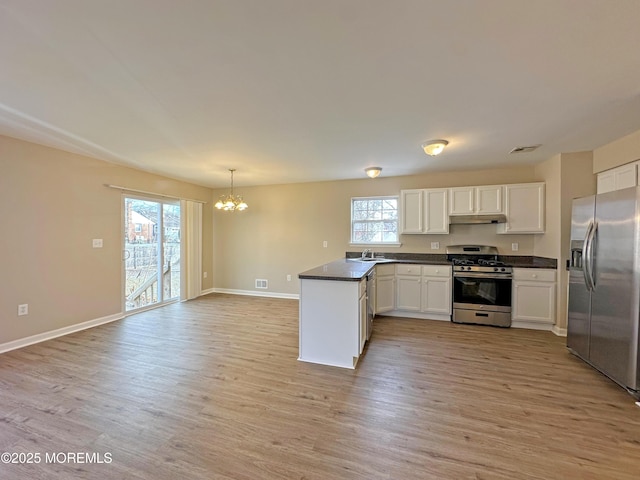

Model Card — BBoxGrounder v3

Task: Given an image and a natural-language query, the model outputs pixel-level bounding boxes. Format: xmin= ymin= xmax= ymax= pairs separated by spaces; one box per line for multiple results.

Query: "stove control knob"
xmin=501 ymin=267 xmax=506 ymax=272
xmin=467 ymin=266 xmax=472 ymax=271
xmin=493 ymin=267 xmax=499 ymax=272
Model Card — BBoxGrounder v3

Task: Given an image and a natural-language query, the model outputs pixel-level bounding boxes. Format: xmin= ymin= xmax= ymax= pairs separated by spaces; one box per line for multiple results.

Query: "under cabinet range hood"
xmin=449 ymin=214 xmax=507 ymax=225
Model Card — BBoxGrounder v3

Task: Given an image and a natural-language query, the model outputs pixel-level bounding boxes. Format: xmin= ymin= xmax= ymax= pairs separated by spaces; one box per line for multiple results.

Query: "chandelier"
xmin=214 ymin=169 xmax=248 ymax=211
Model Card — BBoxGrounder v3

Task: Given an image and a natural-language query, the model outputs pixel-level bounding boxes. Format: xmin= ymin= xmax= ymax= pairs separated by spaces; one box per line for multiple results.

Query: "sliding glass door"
xmin=124 ymin=196 xmax=181 ymax=312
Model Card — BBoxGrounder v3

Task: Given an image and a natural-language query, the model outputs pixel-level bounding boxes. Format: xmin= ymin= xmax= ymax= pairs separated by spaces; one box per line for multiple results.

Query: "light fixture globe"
xmin=365 ymin=167 xmax=382 ymax=178
xmin=421 ymin=139 xmax=449 ymax=156
xmin=215 ymin=169 xmax=248 ymax=212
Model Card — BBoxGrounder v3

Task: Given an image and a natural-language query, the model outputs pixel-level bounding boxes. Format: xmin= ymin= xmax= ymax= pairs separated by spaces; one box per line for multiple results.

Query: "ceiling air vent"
xmin=509 ymin=144 xmax=541 ymax=154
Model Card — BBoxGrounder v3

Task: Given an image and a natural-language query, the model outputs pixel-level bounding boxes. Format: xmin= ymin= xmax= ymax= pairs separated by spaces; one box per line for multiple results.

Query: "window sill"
xmin=349 ymin=243 xmax=402 ymax=248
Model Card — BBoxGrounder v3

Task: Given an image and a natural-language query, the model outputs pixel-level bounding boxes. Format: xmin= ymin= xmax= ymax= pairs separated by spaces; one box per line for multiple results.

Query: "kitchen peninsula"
xmin=298 ymin=258 xmax=373 ymax=369
xmin=298 ymin=252 xmax=557 ymax=369
xmin=298 ymin=253 xmax=452 ymax=369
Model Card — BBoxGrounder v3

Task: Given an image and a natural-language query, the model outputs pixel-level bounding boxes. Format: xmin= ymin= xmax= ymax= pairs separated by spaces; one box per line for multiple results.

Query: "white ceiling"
xmin=2 ymin=0 xmax=640 ymax=188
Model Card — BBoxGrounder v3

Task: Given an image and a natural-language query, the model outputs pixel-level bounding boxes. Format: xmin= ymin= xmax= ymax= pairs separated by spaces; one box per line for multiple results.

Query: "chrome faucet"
xmin=361 ymin=248 xmax=372 ymax=259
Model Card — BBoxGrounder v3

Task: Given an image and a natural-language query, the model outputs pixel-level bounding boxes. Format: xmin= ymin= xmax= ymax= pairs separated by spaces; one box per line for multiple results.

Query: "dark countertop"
xmin=299 ymin=252 xmax=558 ymax=282
xmin=499 ymin=255 xmax=557 ymax=269
xmin=298 ymin=258 xmax=375 ymax=282
xmin=345 ymin=252 xmax=557 ymax=269
xmin=345 ymin=252 xmax=451 ymax=264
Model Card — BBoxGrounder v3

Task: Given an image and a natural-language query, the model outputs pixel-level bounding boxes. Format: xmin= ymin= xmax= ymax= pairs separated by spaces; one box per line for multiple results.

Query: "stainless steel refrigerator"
xmin=567 ymin=187 xmax=640 ymax=396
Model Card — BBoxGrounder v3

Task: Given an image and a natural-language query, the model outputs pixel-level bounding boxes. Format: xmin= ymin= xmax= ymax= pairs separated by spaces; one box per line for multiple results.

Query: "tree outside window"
xmin=351 ymin=196 xmax=398 ymax=244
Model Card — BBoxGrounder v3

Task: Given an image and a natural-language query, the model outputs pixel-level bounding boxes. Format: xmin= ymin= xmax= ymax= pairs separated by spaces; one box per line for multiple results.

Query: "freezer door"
xmin=590 ymin=187 xmax=640 ymax=390
xmin=567 ymin=195 xmax=595 ymax=360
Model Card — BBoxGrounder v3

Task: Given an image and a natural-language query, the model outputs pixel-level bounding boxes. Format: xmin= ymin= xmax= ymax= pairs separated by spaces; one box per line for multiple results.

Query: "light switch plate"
xmin=431 ymin=242 xmax=440 ymax=250
xmin=92 ymin=239 xmax=103 ymax=248
xmin=18 ymin=304 xmax=28 ymax=316
xmin=511 ymin=243 xmax=519 ymax=251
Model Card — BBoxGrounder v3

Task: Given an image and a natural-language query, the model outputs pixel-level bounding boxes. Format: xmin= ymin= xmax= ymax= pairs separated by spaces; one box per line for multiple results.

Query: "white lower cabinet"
xmin=512 ymin=268 xmax=556 ymax=327
xmin=299 ymin=278 xmax=364 ymax=369
xmin=359 ymin=284 xmax=367 ymax=354
xmin=375 ymin=264 xmax=395 ymax=313
xmin=421 ymin=275 xmax=451 ymax=315
xmin=395 ymin=264 xmax=423 ymax=311
xmin=394 ymin=264 xmax=452 ymax=318
xmin=395 ymin=275 xmax=422 ymax=311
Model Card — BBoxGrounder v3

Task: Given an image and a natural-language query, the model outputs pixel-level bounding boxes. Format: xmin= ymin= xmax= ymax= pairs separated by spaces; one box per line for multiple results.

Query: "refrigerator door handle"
xmin=589 ymin=221 xmax=598 ymax=289
xmin=584 ymin=222 xmax=598 ymax=292
xmin=582 ymin=221 xmax=593 ymax=291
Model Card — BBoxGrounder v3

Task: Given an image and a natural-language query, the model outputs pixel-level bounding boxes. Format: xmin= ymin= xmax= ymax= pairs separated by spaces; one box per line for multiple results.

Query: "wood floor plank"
xmin=1 ymin=293 xmax=639 ymax=479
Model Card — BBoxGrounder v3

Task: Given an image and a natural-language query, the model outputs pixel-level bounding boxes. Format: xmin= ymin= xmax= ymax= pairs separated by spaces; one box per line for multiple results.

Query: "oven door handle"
xmin=453 ymin=272 xmax=512 ymax=279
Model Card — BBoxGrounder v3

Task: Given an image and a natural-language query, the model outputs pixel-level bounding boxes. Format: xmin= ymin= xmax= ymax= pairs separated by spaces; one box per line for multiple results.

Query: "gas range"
xmin=447 ymin=245 xmax=512 ymax=276
xmin=446 ymin=245 xmax=513 ymax=328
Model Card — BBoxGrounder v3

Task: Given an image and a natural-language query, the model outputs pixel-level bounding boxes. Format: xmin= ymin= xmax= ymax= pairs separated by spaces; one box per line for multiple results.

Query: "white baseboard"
xmin=0 ymin=312 xmax=124 ymax=354
xmin=210 ymin=288 xmax=299 ymax=300
xmin=378 ymin=310 xmax=450 ymax=322
xmin=552 ymin=325 xmax=567 ymax=337
xmin=511 ymin=320 xmax=554 ymax=332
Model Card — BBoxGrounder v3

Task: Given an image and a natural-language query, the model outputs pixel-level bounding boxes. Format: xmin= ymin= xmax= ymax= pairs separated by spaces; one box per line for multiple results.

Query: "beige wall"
xmin=534 ymin=151 xmax=596 ymax=330
xmin=1 ymin=130 xmax=602 ymax=347
xmin=0 ymin=135 xmax=214 ymax=345
xmin=593 ymin=128 xmax=640 ymax=173
xmin=212 ymin=165 xmax=538 ymax=296
xmin=533 ymin=154 xmax=562 ymax=259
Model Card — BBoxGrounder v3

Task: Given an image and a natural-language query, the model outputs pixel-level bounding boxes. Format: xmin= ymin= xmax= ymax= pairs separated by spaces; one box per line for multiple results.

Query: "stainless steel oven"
xmin=447 ymin=245 xmax=513 ymax=327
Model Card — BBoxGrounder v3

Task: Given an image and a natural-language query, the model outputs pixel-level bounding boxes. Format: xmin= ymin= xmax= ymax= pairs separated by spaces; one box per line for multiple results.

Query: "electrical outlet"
xmin=18 ymin=304 xmax=28 ymax=316
xmin=92 ymin=238 xmax=103 ymax=248
xmin=287 ymin=274 xmax=292 ymax=282
xmin=431 ymin=242 xmax=440 ymax=250
xmin=323 ymin=240 xmax=328 ymax=248
xmin=203 ymin=272 xmax=208 ymax=279
xmin=511 ymin=243 xmax=519 ymax=251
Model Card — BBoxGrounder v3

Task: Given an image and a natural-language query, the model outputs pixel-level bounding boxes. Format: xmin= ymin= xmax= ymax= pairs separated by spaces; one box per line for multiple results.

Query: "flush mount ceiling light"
xmin=214 ymin=169 xmax=248 ymax=211
xmin=421 ymin=139 xmax=449 ymax=156
xmin=365 ymin=167 xmax=382 ymax=178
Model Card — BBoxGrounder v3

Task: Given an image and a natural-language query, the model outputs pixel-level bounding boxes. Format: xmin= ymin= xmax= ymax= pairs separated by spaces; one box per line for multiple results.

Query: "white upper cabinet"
xmin=400 ymin=188 xmax=449 ymax=235
xmin=497 ymin=183 xmax=545 ymax=234
xmin=400 ymin=189 xmax=424 ymax=233
xmin=596 ymin=163 xmax=638 ymax=194
xmin=449 ymin=187 xmax=475 ymax=215
xmin=402 ymin=182 xmax=543 ymax=235
xmin=475 ymin=185 xmax=503 ymax=214
xmin=449 ymin=185 xmax=503 ymax=215
xmin=424 ymin=188 xmax=449 ymax=234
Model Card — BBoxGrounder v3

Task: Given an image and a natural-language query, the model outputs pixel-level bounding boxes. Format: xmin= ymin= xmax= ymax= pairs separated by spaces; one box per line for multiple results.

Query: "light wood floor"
xmin=1 ymin=294 xmax=639 ymax=479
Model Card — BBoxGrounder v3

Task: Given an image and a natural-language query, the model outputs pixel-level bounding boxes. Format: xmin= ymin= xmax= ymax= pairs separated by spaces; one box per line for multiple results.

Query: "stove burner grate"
xmin=478 ymin=259 xmax=507 ymax=267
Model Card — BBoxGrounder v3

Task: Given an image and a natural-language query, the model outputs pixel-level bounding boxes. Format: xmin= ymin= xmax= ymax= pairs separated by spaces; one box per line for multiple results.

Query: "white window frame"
xmin=350 ymin=195 xmax=401 ymax=246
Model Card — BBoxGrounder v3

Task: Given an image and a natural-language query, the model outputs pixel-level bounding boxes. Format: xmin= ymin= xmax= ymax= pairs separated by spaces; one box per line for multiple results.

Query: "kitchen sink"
xmin=353 ymin=257 xmax=394 ymax=263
